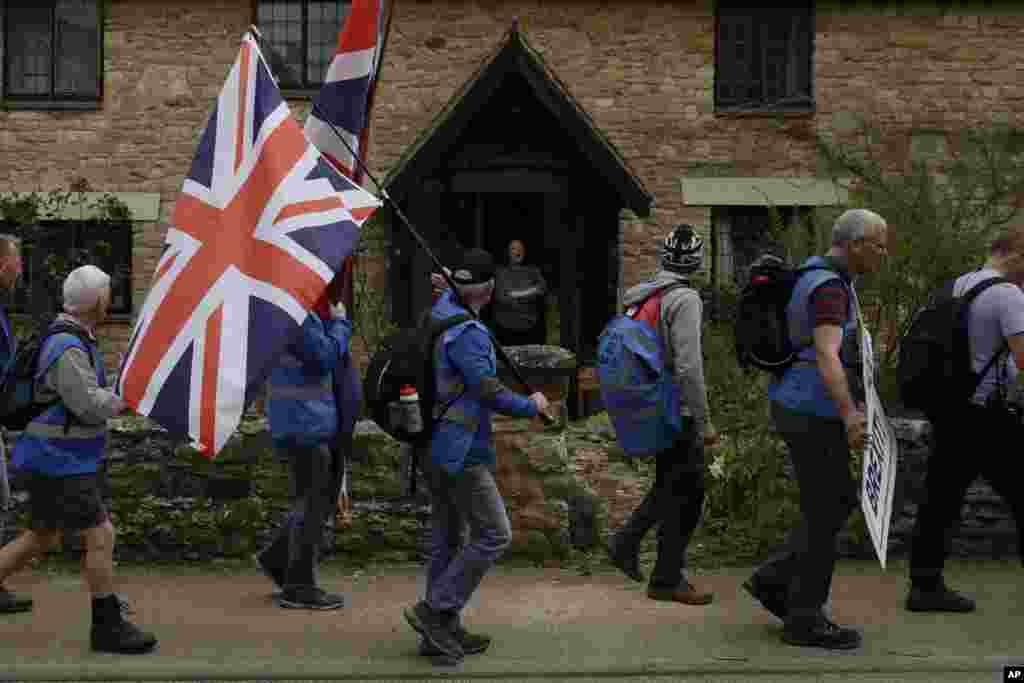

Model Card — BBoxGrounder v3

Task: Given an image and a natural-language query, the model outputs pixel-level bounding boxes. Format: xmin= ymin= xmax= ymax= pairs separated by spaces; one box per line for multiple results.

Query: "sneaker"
xmin=0 ymin=586 xmax=33 ymax=614
xmin=742 ymin=577 xmax=788 ymax=621
xmin=277 ymin=586 xmax=345 ymax=610
xmin=254 ymin=554 xmax=285 ymax=594
xmin=403 ymin=601 xmax=464 ymax=661
xmin=419 ymin=622 xmax=492 ymax=656
xmin=647 ymin=581 xmax=714 ymax=605
xmin=606 ymin=537 xmax=645 ymax=583
xmin=906 ymin=583 xmax=976 ymax=613
xmin=782 ymin=617 xmax=861 ymax=650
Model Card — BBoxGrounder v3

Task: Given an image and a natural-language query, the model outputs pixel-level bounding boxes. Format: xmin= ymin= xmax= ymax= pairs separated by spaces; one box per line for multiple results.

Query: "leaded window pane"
xmin=255 ymin=0 xmax=349 ymax=90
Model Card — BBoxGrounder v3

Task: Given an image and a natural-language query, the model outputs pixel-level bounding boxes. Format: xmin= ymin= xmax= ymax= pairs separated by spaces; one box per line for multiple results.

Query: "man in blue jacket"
xmin=403 ymin=248 xmax=549 ymax=662
xmin=0 ymin=234 xmax=24 ymax=614
xmin=256 ymin=287 xmax=352 ymax=610
xmin=0 ymin=265 xmax=156 ymax=654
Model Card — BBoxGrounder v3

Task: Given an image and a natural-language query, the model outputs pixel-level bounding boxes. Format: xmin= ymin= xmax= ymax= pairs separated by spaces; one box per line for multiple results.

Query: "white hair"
xmin=832 ymin=209 xmax=886 ymax=245
xmin=63 ymin=265 xmax=111 ymax=315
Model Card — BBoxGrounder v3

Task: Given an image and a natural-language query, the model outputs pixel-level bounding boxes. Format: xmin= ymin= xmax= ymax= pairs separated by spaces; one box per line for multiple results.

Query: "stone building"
xmin=2 ymin=0 xmax=1023 ymax=372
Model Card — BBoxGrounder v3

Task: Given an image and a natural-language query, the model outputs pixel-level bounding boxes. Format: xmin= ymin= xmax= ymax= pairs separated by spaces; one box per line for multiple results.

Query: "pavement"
xmin=0 ymin=558 xmax=1021 ymax=682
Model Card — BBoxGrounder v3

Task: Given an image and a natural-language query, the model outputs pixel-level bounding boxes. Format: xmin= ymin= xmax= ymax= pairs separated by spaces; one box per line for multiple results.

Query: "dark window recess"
xmin=726 ymin=206 xmax=796 ymax=286
xmin=715 ymin=3 xmax=813 ymax=113
xmin=255 ymin=0 xmax=350 ymax=91
xmin=2 ymin=0 xmax=102 ymax=103
xmin=2 ymin=221 xmax=133 ymax=316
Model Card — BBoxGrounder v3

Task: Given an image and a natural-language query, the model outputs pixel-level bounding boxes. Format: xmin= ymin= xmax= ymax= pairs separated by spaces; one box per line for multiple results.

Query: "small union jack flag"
xmin=305 ymin=0 xmax=389 ymax=183
xmin=117 ymin=32 xmax=380 ymax=457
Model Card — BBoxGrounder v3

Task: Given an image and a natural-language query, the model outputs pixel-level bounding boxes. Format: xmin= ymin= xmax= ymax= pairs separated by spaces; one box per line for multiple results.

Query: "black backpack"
xmin=0 ymin=321 xmax=93 ymax=432
xmin=735 ymin=254 xmax=832 ymax=376
xmin=363 ymin=311 xmax=472 ymax=447
xmin=898 ymin=276 xmax=1009 ymax=412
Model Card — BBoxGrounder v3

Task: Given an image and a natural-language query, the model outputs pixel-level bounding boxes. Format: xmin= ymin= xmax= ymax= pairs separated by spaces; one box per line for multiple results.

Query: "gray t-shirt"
xmin=954 ymin=268 xmax=1024 ymax=404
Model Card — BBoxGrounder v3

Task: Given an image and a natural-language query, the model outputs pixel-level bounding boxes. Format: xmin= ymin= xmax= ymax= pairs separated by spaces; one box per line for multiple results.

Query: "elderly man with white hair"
xmin=743 ymin=209 xmax=889 ymax=651
xmin=0 ymin=265 xmax=157 ymax=654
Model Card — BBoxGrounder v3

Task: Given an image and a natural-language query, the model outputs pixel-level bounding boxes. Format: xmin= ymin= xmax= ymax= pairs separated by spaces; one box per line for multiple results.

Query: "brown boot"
xmin=647 ymin=581 xmax=714 ymax=605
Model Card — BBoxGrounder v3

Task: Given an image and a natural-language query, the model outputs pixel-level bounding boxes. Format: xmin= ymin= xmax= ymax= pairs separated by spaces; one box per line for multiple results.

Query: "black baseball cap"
xmin=451 ymin=248 xmax=495 ymax=285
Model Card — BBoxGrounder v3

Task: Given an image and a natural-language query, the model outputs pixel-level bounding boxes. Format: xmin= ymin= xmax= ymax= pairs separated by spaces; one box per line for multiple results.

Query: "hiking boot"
xmin=276 ymin=586 xmax=345 ymax=610
xmin=906 ymin=583 xmax=976 ymax=613
xmin=254 ymin=554 xmax=285 ymax=594
xmin=781 ymin=616 xmax=861 ymax=650
xmin=403 ymin=601 xmax=464 ymax=661
xmin=0 ymin=586 xmax=33 ymax=614
xmin=647 ymin=581 xmax=714 ymax=605
xmin=90 ymin=595 xmax=158 ymax=654
xmin=419 ymin=620 xmax=491 ymax=656
xmin=742 ymin=576 xmax=788 ymax=621
xmin=606 ymin=537 xmax=645 ymax=583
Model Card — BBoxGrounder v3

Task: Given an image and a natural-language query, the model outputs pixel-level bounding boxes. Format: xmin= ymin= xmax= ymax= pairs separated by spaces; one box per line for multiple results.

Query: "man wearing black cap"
xmin=404 ymin=248 xmax=549 ymax=663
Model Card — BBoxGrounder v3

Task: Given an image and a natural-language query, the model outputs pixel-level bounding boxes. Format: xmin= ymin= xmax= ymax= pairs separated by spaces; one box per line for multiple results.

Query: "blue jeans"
xmin=424 ymin=458 xmax=511 ymax=612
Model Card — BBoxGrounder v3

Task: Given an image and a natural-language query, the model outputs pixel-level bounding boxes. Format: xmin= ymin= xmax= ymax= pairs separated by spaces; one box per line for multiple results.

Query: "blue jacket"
xmin=11 ymin=328 xmax=108 ymax=476
xmin=429 ymin=291 xmax=537 ymax=475
xmin=0 ymin=305 xmax=15 ymax=384
xmin=768 ymin=255 xmax=859 ymax=418
xmin=266 ymin=313 xmax=352 ymax=447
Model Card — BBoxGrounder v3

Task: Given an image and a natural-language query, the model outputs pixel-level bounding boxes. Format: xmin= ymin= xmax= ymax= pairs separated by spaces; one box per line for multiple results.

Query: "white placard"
xmin=859 ymin=319 xmax=900 ymax=569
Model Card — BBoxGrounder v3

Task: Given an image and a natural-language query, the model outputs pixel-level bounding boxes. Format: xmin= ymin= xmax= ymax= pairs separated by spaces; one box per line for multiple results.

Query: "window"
xmin=715 ymin=2 xmax=813 ymax=113
xmin=2 ymin=221 xmax=133 ymax=316
xmin=714 ymin=206 xmax=806 ymax=287
xmin=255 ymin=0 xmax=350 ymax=93
xmin=1 ymin=0 xmax=102 ymax=107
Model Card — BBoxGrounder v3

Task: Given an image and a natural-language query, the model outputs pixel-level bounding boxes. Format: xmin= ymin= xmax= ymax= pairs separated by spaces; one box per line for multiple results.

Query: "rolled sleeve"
xmin=449 ymin=327 xmax=538 ymax=418
xmin=48 ymin=347 xmax=123 ymax=425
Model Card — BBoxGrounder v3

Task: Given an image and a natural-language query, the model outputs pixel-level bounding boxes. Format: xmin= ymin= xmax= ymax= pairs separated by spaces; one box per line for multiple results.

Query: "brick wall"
xmin=3 ymin=1 xmax=1024 ymax=360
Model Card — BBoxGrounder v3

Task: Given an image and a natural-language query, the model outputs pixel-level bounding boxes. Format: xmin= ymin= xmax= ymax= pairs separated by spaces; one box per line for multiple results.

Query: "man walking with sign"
xmin=743 ymin=209 xmax=889 ymax=650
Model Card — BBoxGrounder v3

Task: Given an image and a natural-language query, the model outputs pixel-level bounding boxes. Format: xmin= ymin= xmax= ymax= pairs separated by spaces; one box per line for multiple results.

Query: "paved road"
xmin=0 ymin=559 xmax=1020 ymax=681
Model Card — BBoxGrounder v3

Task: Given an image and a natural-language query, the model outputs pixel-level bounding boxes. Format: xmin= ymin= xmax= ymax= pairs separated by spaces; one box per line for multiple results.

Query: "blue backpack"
xmin=597 ymin=285 xmax=685 ymax=457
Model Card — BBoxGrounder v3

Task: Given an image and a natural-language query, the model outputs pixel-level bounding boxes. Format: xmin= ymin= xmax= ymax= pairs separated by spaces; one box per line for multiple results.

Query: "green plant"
xmin=814 ymin=121 xmax=1024 ymax=402
xmin=351 ymin=213 xmax=398 ymax=356
xmin=0 ymin=178 xmax=133 ymax=333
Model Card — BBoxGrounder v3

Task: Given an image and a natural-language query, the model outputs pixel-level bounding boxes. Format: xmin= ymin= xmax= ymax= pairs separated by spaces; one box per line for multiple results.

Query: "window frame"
xmin=1 ymin=0 xmax=105 ymax=110
xmin=2 ymin=219 xmax=134 ymax=317
xmin=252 ymin=0 xmax=350 ymax=98
xmin=713 ymin=2 xmax=815 ymax=116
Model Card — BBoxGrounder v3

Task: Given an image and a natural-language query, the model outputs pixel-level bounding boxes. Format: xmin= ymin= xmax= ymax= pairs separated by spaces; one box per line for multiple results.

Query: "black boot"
xmin=90 ymin=595 xmax=158 ymax=654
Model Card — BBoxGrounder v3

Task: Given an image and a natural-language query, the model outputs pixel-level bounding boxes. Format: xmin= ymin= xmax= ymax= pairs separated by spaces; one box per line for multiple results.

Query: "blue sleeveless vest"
xmin=769 ymin=256 xmax=859 ymax=417
xmin=12 ymin=332 xmax=108 ymax=476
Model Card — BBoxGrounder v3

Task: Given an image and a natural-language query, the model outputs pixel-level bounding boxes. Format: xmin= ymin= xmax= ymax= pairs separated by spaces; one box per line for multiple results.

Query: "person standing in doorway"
xmin=492 ymin=240 xmax=548 ymax=347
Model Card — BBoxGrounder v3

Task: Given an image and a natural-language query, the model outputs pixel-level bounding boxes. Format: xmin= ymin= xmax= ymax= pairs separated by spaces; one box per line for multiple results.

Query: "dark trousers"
xmin=751 ymin=403 xmax=858 ymax=622
xmin=613 ymin=428 xmax=705 ymax=589
xmin=258 ymin=443 xmax=342 ymax=588
xmin=910 ymin=403 xmax=1024 ymax=585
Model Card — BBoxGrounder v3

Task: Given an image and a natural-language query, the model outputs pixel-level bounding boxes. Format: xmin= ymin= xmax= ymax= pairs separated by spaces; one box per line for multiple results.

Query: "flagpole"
xmin=248 ymin=27 xmax=556 ymax=427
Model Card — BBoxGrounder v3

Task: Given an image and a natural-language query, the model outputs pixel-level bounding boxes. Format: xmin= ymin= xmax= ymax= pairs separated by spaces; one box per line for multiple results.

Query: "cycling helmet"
xmin=662 ymin=224 xmax=704 ymax=273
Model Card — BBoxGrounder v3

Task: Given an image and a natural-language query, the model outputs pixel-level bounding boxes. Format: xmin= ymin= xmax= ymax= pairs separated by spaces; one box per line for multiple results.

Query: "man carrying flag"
xmin=117 ymin=21 xmax=379 ymax=544
xmin=302 ymin=0 xmax=391 ymax=541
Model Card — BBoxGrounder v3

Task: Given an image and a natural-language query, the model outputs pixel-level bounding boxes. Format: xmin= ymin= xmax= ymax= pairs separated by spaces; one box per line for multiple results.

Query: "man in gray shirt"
xmin=908 ymin=226 xmax=1024 ymax=612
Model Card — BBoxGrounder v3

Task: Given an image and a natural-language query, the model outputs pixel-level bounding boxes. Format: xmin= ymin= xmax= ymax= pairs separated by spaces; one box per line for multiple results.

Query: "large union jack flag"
xmin=117 ymin=32 xmax=380 ymax=457
xmin=305 ymin=0 xmax=389 ymax=183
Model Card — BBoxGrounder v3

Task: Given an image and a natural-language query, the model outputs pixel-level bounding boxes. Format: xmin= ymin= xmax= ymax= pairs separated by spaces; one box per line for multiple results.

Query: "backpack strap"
xmin=422 ymin=313 xmax=474 ymax=424
xmin=959 ymin=276 xmax=1012 ymax=396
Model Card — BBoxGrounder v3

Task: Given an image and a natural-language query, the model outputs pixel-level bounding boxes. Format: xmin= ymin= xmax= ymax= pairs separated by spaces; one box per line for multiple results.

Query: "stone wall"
xmin=4 ymin=1 xmax=1024 ymax=365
